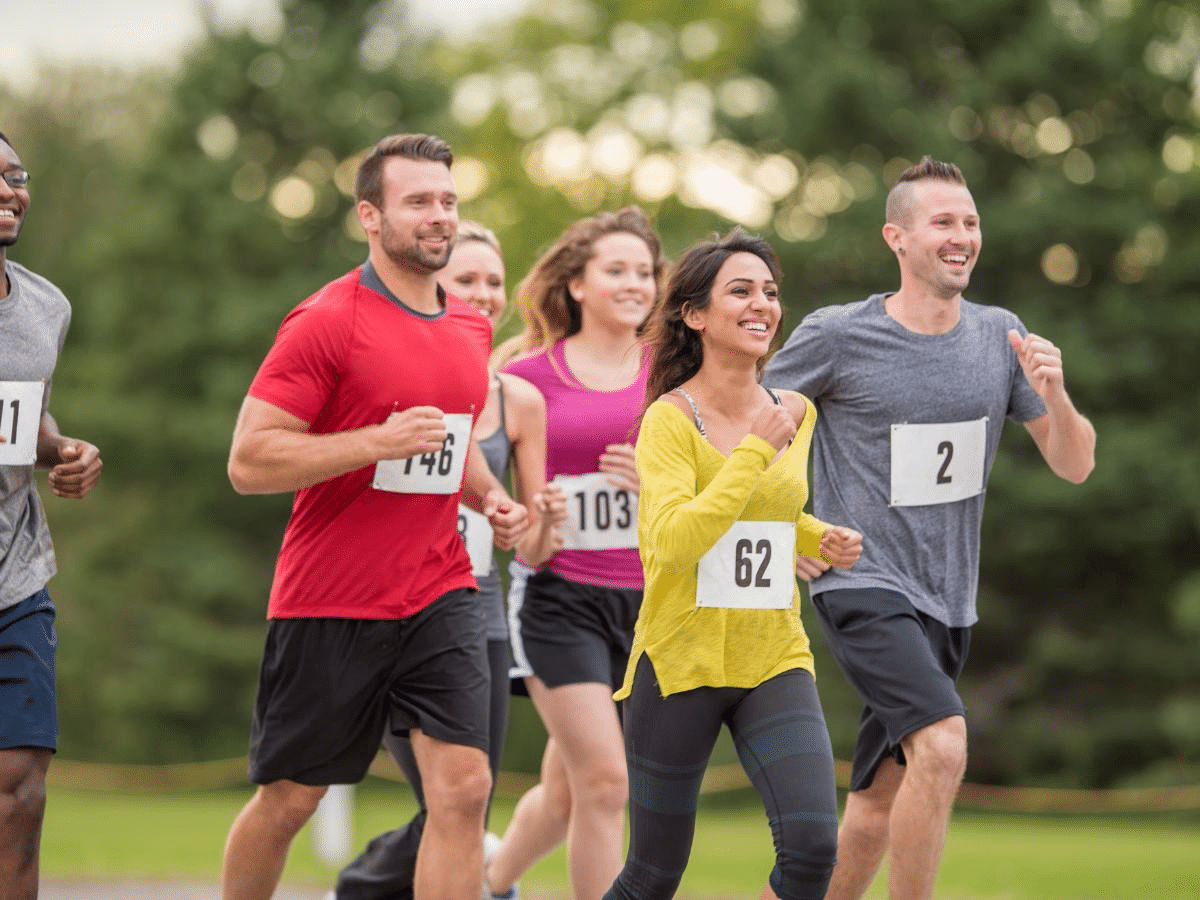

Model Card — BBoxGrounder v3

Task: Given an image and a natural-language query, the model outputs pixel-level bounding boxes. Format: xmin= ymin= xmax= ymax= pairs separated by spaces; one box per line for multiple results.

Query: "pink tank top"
xmin=503 ymin=340 xmax=650 ymax=589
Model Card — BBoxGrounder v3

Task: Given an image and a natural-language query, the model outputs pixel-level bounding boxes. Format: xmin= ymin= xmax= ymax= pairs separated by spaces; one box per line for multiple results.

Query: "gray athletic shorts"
xmin=812 ymin=587 xmax=970 ymax=792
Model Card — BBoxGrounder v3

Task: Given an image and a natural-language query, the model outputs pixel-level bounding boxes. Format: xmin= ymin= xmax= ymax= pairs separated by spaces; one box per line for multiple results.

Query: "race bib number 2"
xmin=556 ymin=472 xmax=638 ymax=551
xmin=696 ymin=521 xmax=796 ymax=610
xmin=890 ymin=417 xmax=987 ymax=507
xmin=0 ymin=381 xmax=45 ymax=466
xmin=373 ymin=412 xmax=473 ymax=495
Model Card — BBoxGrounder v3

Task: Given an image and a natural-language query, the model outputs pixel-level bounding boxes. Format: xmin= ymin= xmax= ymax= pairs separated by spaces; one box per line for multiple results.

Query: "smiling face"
xmin=685 ymin=251 xmax=781 ymax=360
xmin=0 ymin=139 xmax=29 ymax=251
xmin=358 ymin=156 xmax=458 ymax=274
xmin=887 ymin=179 xmax=981 ymax=300
xmin=440 ymin=238 xmax=506 ymax=325
xmin=569 ymin=231 xmax=657 ymax=336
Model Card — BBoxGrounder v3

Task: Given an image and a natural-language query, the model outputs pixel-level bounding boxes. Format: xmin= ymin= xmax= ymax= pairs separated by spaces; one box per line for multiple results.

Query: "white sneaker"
xmin=482 ymin=832 xmax=519 ymax=900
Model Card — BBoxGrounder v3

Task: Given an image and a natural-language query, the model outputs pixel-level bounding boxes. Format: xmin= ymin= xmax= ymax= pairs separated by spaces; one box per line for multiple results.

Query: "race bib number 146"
xmin=373 ymin=412 xmax=473 ymax=495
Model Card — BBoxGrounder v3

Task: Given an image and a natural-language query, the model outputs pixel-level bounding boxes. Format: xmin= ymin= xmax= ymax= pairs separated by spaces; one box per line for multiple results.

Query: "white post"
xmin=313 ymin=782 xmax=356 ymax=865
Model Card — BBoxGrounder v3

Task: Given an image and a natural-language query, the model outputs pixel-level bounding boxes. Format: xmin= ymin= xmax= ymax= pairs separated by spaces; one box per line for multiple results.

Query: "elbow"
xmin=228 ymin=454 xmax=268 ymax=495
xmin=1062 ymin=459 xmax=1094 ymax=485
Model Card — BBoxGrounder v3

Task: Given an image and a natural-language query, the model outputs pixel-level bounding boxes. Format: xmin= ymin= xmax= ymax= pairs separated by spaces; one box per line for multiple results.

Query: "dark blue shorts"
xmin=0 ymin=588 xmax=58 ymax=751
xmin=812 ymin=587 xmax=970 ymax=792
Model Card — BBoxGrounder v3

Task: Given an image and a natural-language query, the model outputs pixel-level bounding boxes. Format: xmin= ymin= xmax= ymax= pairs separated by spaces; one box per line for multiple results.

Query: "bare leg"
xmin=526 ymin=678 xmax=626 ymax=900
xmin=221 ymin=780 xmax=327 ymax=900
xmin=886 ymin=716 xmax=966 ymax=900
xmin=823 ymin=758 xmax=905 ymax=900
xmin=409 ymin=729 xmax=492 ymax=900
xmin=487 ymin=737 xmax=571 ymax=895
xmin=0 ymin=748 xmax=52 ymax=900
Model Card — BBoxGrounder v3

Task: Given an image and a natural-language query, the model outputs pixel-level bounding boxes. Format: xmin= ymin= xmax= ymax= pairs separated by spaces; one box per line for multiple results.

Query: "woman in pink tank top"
xmin=485 ymin=208 xmax=666 ymax=900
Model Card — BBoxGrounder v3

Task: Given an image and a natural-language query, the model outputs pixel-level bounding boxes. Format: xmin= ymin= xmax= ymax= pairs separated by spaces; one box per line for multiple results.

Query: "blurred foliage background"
xmin=3 ymin=0 xmax=1199 ymax=790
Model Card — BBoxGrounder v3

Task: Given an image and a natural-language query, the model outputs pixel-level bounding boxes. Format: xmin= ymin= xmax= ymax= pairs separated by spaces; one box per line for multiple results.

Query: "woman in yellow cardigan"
xmin=603 ymin=229 xmax=862 ymax=900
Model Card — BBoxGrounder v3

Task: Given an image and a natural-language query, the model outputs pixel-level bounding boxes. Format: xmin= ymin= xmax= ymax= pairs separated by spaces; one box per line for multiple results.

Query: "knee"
xmin=429 ymin=757 xmax=492 ymax=822
xmin=0 ymin=763 xmax=48 ymax=837
xmin=839 ymin=789 xmax=892 ymax=852
xmin=258 ymin=782 xmax=326 ymax=837
xmin=579 ymin=758 xmax=628 ymax=816
xmin=906 ymin=717 xmax=967 ymax=787
xmin=773 ymin=816 xmax=838 ymax=900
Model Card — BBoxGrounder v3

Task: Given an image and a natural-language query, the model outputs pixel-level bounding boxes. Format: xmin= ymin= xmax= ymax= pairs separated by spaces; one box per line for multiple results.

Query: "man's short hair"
xmin=354 ymin=133 xmax=453 ymax=208
xmin=885 ymin=156 xmax=967 ymax=228
xmin=0 ymin=130 xmax=13 ymax=152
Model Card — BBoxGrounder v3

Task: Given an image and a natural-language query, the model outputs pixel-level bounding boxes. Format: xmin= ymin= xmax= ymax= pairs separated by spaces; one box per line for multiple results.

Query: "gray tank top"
xmin=475 ymin=376 xmax=513 ymax=640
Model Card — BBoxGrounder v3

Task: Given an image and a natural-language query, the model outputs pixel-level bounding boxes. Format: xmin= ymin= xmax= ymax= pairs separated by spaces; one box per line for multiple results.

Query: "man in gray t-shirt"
xmin=765 ymin=157 xmax=1095 ymax=900
xmin=1 ymin=129 xmax=103 ymax=900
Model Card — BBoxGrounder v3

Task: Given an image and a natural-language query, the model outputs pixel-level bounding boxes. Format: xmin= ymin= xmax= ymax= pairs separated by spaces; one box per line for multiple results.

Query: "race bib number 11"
xmin=0 ymin=381 xmax=45 ymax=466
xmin=373 ymin=412 xmax=473 ymax=495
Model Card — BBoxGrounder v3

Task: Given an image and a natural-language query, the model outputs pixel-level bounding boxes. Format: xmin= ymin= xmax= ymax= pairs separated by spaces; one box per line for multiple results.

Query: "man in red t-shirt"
xmin=221 ymin=133 xmax=527 ymax=900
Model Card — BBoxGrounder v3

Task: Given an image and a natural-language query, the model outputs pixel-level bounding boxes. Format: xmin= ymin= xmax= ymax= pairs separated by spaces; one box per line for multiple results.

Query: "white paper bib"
xmin=890 ymin=417 xmax=987 ymax=507
xmin=0 ymin=381 xmax=45 ymax=466
xmin=458 ymin=504 xmax=494 ymax=576
xmin=555 ymin=472 xmax=639 ymax=551
xmin=696 ymin=521 xmax=796 ymax=610
xmin=373 ymin=412 xmax=473 ymax=495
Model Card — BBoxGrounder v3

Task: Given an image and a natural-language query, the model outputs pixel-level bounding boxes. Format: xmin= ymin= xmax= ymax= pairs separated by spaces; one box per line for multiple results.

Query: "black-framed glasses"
xmin=2 ymin=169 xmax=30 ymax=189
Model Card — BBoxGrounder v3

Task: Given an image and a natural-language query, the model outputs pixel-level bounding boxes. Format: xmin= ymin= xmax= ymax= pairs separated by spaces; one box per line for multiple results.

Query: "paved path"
xmin=42 ymin=882 xmax=328 ymax=899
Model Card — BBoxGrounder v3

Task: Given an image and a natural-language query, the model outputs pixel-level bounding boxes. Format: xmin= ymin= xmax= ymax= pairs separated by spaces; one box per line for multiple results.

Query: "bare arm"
xmin=504 ymin=375 xmax=565 ymax=567
xmin=227 ymin=395 xmax=448 ymax=495
xmin=1009 ymin=330 xmax=1096 ymax=484
xmin=36 ymin=412 xmax=102 ymax=499
xmin=461 ymin=436 xmax=529 ymax=550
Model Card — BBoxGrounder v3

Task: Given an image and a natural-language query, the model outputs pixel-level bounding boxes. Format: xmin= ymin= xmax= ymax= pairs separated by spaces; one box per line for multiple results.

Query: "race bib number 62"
xmin=696 ymin=521 xmax=796 ymax=610
xmin=0 ymin=381 xmax=45 ymax=466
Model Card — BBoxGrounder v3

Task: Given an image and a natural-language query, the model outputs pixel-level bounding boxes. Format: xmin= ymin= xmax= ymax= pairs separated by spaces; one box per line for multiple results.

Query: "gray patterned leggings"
xmin=603 ymin=655 xmax=839 ymax=900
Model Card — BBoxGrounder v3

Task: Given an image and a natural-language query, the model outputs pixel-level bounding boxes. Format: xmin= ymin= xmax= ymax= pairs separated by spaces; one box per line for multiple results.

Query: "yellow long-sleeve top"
xmin=616 ymin=396 xmax=831 ymax=700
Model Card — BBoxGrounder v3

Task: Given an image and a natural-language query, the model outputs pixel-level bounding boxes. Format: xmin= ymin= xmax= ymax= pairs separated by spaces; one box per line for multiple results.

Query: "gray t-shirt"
xmin=0 ymin=260 xmax=71 ymax=611
xmin=764 ymin=293 xmax=1045 ymax=627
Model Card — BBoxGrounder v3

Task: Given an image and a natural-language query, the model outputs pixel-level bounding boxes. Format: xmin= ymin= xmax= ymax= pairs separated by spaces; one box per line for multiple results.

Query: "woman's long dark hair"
xmin=641 ymin=227 xmax=782 ymax=414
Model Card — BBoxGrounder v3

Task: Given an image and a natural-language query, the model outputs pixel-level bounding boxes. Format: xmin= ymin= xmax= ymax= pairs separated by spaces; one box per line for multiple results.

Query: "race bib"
xmin=890 ymin=417 xmax=987 ymax=507
xmin=0 ymin=381 xmax=45 ymax=466
xmin=457 ymin=504 xmax=494 ymax=576
xmin=696 ymin=521 xmax=796 ymax=610
xmin=373 ymin=412 xmax=472 ymax=495
xmin=556 ymin=472 xmax=639 ymax=551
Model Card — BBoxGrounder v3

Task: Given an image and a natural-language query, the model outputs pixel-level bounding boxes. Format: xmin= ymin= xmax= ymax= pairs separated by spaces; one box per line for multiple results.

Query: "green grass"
xmin=42 ymin=780 xmax=1200 ymax=898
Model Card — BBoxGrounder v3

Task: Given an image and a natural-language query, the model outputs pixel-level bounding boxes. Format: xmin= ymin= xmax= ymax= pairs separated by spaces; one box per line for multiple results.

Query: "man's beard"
xmin=380 ymin=219 xmax=451 ymax=273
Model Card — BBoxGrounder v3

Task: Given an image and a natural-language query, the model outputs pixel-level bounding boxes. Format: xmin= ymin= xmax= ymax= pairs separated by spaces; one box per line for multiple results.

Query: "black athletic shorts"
xmin=812 ymin=587 xmax=970 ymax=792
xmin=248 ymin=587 xmax=489 ymax=785
xmin=509 ymin=567 xmax=641 ymax=690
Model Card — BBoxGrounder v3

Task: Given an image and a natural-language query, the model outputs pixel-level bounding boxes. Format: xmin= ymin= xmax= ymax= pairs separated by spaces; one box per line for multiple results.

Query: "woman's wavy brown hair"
xmin=641 ymin=227 xmax=783 ymax=414
xmin=493 ymin=206 xmax=666 ymax=366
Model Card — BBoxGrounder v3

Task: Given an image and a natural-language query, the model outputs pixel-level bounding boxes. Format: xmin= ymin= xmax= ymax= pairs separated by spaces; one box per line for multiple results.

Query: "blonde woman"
xmin=485 ymin=208 xmax=665 ymax=900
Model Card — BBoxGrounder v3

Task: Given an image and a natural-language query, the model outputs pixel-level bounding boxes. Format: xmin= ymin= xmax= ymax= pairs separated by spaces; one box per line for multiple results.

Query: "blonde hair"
xmin=496 ymin=207 xmax=665 ymax=364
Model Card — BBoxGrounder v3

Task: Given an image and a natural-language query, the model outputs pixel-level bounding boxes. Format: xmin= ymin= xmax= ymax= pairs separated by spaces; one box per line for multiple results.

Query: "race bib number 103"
xmin=555 ymin=472 xmax=639 ymax=551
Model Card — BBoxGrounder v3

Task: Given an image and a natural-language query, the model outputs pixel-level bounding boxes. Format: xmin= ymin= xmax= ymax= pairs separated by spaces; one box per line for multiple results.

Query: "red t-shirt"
xmin=248 ymin=263 xmax=491 ymax=619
